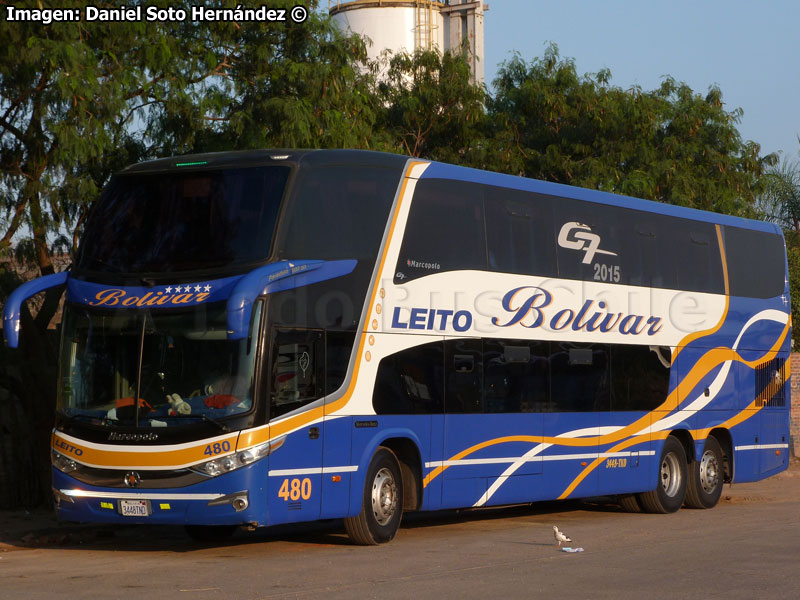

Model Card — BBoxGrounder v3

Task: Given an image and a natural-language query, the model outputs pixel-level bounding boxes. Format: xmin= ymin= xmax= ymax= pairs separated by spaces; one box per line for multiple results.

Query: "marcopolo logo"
xmin=108 ymin=431 xmax=160 ymax=442
xmin=557 ymin=222 xmax=618 ymax=265
xmin=406 ymin=258 xmax=441 ymax=271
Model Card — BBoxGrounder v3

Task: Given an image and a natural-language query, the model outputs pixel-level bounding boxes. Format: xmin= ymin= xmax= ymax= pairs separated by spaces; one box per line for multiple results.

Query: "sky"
xmin=482 ymin=0 xmax=799 ymax=162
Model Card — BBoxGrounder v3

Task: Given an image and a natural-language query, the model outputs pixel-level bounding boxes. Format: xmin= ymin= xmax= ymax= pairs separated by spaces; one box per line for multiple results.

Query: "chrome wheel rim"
xmin=660 ymin=452 xmax=682 ymax=497
xmin=699 ymin=449 xmax=720 ymax=494
xmin=371 ymin=467 xmax=397 ymax=526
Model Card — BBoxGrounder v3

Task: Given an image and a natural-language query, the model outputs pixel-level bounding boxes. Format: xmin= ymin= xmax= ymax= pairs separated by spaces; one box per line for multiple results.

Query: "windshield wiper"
xmin=171 ymin=413 xmax=230 ymax=432
xmin=59 ymin=413 xmax=107 ymax=426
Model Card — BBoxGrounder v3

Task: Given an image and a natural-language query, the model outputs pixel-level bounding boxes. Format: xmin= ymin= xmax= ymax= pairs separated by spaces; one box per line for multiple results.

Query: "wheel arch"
xmin=349 ymin=428 xmax=423 ymax=516
xmin=668 ymin=429 xmax=695 ymax=466
xmin=379 ymin=437 xmax=423 ymax=511
xmin=708 ymin=427 xmax=733 ymax=483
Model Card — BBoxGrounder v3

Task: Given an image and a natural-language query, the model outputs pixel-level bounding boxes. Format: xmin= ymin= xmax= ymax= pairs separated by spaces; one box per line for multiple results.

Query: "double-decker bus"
xmin=3 ymin=150 xmax=790 ymax=544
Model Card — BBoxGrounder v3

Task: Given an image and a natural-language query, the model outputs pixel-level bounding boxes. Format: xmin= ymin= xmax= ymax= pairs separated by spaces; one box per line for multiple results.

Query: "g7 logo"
xmin=557 ymin=222 xmax=618 ymax=265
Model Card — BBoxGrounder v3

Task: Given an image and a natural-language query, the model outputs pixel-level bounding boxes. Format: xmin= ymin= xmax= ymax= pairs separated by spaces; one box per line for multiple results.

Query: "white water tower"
xmin=328 ymin=0 xmax=486 ymax=85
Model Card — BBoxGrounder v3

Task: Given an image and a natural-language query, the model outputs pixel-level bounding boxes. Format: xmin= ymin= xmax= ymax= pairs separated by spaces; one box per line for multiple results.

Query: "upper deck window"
xmin=77 ymin=166 xmax=289 ymax=274
xmin=393 ymin=178 xmax=487 ymax=283
xmin=278 ymin=165 xmax=401 ymax=262
xmin=724 ymin=226 xmax=785 ymax=298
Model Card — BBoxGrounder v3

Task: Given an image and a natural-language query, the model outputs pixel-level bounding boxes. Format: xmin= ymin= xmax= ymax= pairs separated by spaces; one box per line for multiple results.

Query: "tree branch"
xmin=0 ymin=198 xmax=29 ymax=247
xmin=0 ymin=113 xmax=27 ymax=143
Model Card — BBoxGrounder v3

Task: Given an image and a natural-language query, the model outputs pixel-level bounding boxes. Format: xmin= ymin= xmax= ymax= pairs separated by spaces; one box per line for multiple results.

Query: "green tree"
xmin=488 ymin=45 xmax=776 ymax=215
xmin=759 ymin=155 xmax=800 ymax=236
xmin=758 ymin=150 xmax=800 ymax=348
xmin=193 ymin=5 xmax=382 ymax=152
xmin=0 ymin=0 xmax=243 ymax=266
xmin=376 ymin=47 xmax=488 ymax=164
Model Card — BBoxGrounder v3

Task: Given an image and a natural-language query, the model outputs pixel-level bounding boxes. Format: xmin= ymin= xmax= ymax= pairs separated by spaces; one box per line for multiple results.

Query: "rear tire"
xmin=618 ymin=494 xmax=643 ymax=513
xmin=344 ymin=447 xmax=403 ymax=545
xmin=685 ymin=436 xmax=724 ymax=509
xmin=639 ymin=436 xmax=687 ymax=514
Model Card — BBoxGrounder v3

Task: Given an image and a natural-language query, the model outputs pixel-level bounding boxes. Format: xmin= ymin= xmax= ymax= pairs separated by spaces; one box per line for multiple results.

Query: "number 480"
xmin=278 ymin=477 xmax=312 ymax=501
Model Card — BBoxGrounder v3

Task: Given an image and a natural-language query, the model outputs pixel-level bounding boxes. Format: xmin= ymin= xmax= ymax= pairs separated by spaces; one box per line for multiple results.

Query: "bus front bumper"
xmin=51 ymin=466 xmax=268 ymax=527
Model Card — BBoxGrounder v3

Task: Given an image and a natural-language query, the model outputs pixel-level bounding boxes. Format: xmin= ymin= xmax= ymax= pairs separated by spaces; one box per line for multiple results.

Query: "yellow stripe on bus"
xmin=51 ymin=431 xmax=240 ymax=470
xmin=423 ymin=319 xmax=789 ymax=488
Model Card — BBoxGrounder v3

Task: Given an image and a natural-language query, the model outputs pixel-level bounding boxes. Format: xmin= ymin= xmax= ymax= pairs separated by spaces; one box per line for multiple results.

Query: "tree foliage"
xmin=2 ymin=1 xmax=228 ymax=265
xmin=759 ymin=155 xmax=800 ymax=236
xmin=0 ymin=0 xmax=374 ymax=267
xmin=487 ymin=45 xmax=776 ymax=215
xmin=188 ymin=2 xmax=382 ymax=152
xmin=376 ymin=47 xmax=487 ymax=164
xmin=758 ymin=151 xmax=800 ymax=347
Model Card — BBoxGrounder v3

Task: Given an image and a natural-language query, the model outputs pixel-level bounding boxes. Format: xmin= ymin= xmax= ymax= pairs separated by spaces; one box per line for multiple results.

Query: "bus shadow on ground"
xmin=401 ymin=497 xmax=623 ymax=529
xmin=0 ymin=498 xmax=627 ymax=552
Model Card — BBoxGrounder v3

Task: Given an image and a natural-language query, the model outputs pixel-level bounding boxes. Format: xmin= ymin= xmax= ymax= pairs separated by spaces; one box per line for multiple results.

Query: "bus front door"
xmin=266 ymin=329 xmax=324 ymax=525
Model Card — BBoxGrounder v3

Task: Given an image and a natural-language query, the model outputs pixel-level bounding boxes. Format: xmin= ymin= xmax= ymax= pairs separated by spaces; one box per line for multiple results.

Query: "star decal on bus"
xmin=164 ymin=284 xmax=212 ymax=294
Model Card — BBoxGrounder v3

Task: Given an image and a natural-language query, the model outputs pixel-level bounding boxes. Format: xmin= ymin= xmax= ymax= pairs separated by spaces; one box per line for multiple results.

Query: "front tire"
xmin=639 ymin=436 xmax=688 ymax=513
xmin=685 ymin=436 xmax=724 ymax=509
xmin=344 ymin=447 xmax=403 ymax=545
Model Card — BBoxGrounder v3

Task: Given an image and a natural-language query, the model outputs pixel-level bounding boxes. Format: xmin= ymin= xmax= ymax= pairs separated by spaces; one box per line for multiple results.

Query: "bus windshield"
xmin=77 ymin=166 xmax=289 ymax=274
xmin=57 ymin=302 xmax=261 ymax=428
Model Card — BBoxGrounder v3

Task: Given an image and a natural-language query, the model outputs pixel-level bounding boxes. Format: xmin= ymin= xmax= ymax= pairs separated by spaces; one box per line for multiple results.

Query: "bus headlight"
xmin=190 ymin=437 xmax=285 ymax=478
xmin=52 ymin=450 xmax=78 ymax=474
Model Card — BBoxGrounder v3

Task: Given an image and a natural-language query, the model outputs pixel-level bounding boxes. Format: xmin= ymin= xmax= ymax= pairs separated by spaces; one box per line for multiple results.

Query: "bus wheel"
xmin=344 ymin=447 xmax=403 ymax=545
xmin=184 ymin=525 xmax=237 ymax=542
xmin=618 ymin=494 xmax=643 ymax=513
xmin=685 ymin=436 xmax=724 ymax=509
xmin=639 ymin=436 xmax=687 ymax=513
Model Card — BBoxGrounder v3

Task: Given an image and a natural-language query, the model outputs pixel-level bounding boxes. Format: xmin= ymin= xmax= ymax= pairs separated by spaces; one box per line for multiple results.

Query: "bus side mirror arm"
xmin=3 ymin=271 xmax=69 ymax=348
xmin=226 ymin=259 xmax=357 ymax=340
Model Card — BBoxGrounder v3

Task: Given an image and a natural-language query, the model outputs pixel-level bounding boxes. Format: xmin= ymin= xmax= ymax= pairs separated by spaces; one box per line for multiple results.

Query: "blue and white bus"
xmin=4 ymin=150 xmax=790 ymax=544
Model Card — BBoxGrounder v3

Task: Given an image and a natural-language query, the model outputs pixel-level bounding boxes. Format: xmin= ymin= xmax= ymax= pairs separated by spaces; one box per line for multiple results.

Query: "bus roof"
xmin=119 ymin=149 xmax=408 ymax=174
xmin=121 ymin=149 xmax=778 ymax=236
xmin=423 ymin=160 xmax=779 ymax=235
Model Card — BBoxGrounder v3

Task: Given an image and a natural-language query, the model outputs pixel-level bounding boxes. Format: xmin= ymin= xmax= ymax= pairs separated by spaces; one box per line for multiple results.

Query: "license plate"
xmin=119 ymin=499 xmax=150 ymax=517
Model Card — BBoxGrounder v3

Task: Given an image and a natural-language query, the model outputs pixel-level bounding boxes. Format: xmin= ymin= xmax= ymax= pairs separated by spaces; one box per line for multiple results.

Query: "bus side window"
xmin=724 ymin=226 xmax=785 ymax=298
xmin=281 ymin=166 xmax=400 ymax=262
xmin=445 ymin=339 xmax=483 ymax=413
xmin=270 ymin=329 xmax=324 ymax=419
xmin=326 ymin=330 xmax=356 ymax=395
xmin=548 ymin=343 xmax=610 ymax=412
xmin=485 ymin=190 xmax=556 ymax=277
xmin=484 ymin=339 xmax=548 ymax=413
xmin=609 ymin=345 xmax=670 ymax=411
xmin=630 ymin=226 xmax=657 ymax=288
xmin=372 ymin=342 xmax=444 ymax=414
xmin=673 ymin=230 xmax=721 ymax=293
xmin=394 ymin=179 xmax=487 ymax=283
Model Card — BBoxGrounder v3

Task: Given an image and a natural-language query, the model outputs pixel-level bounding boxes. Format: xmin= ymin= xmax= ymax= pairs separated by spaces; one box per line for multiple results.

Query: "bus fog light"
xmin=207 ymin=491 xmax=249 ymax=510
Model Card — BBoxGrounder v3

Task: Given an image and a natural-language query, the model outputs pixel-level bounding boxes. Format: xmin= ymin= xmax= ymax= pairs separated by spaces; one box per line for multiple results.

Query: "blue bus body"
xmin=5 ymin=150 xmax=790 ymax=541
